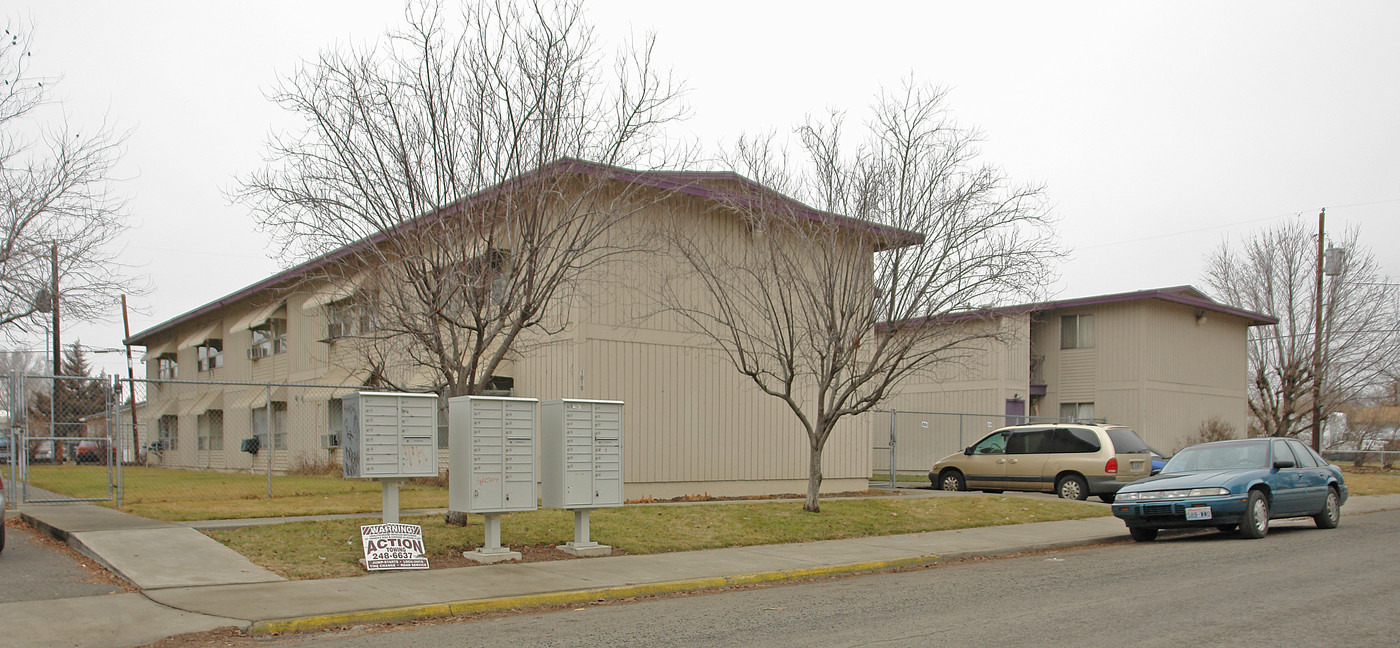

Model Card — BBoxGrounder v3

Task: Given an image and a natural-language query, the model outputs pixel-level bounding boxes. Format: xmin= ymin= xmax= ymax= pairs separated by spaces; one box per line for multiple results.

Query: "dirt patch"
xmin=424 ymin=543 xmax=628 ymax=569
xmin=627 ymin=489 xmax=902 ymax=504
xmin=6 ymin=517 xmax=137 ymax=592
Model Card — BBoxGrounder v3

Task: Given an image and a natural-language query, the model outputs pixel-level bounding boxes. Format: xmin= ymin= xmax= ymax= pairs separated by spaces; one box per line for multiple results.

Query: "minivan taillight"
xmin=1105 ymin=457 xmax=1118 ymax=474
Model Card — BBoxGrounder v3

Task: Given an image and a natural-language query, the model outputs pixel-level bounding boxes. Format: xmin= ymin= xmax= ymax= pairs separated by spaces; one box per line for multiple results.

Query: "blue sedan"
xmin=1112 ymin=437 xmax=1347 ymax=541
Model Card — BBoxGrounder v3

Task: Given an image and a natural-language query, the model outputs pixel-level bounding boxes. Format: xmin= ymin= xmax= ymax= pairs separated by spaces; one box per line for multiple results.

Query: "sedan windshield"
xmin=1162 ymin=441 xmax=1269 ymax=473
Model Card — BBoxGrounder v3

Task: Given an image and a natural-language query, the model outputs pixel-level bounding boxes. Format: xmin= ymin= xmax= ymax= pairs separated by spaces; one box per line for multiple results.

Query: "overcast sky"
xmin=8 ymin=0 xmax=1399 ymax=377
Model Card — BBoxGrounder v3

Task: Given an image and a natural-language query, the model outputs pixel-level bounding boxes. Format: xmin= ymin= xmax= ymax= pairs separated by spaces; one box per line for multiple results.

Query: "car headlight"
xmin=1117 ymin=487 xmax=1228 ymax=502
xmin=1188 ymin=487 xmax=1229 ymax=497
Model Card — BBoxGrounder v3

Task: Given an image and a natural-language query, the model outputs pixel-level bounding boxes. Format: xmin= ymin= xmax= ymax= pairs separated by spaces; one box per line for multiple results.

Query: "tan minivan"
xmin=929 ymin=424 xmax=1153 ymax=502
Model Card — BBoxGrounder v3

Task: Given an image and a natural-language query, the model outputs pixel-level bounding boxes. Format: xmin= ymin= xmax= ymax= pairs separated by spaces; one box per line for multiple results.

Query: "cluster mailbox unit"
xmin=340 ymin=391 xmax=440 ymax=523
xmin=448 ymin=395 xmax=539 ymax=562
xmin=541 ymin=399 xmax=624 ymax=556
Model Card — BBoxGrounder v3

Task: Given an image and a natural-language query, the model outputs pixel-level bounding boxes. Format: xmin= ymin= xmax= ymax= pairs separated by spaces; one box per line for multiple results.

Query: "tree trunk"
xmin=804 ymin=441 xmax=823 ymax=513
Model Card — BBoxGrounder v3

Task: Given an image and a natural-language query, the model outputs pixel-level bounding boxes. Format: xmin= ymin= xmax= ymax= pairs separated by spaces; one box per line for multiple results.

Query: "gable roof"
xmin=1024 ymin=285 xmax=1277 ymax=326
xmin=882 ymin=285 xmax=1277 ymax=330
xmin=128 ymin=158 xmax=923 ymax=345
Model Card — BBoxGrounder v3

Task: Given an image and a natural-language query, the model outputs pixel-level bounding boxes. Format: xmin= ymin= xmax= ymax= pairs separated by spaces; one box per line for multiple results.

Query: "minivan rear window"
xmin=1105 ymin=429 xmax=1149 ymax=453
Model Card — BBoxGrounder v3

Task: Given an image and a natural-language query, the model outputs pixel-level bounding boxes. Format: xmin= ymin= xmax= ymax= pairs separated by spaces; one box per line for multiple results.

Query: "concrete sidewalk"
xmin=8 ymin=492 xmax=1400 ymax=648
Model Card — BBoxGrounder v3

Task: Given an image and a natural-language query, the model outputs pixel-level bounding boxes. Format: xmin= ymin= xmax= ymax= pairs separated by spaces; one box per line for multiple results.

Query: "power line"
xmin=1077 ymin=198 xmax=1400 ymax=251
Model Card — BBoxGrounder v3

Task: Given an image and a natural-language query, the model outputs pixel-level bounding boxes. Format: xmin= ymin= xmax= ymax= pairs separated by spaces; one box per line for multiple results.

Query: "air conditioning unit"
xmin=326 ymin=322 xmax=344 ymax=339
xmin=247 ymin=346 xmax=270 ymax=360
xmin=320 ymin=433 xmax=340 ymax=449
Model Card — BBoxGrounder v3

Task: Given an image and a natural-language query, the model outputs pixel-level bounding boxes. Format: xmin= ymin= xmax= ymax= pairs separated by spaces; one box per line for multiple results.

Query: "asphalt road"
xmin=231 ymin=508 xmax=1400 ymax=648
xmin=0 ymin=515 xmax=127 ymax=603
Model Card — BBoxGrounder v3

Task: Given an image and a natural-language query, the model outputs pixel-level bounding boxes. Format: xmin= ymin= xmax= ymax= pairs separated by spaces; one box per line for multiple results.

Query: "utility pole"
xmin=121 ymin=295 xmax=140 ymax=458
xmin=1311 ymin=208 xmax=1325 ymax=453
xmin=51 ymin=244 xmax=60 ymax=377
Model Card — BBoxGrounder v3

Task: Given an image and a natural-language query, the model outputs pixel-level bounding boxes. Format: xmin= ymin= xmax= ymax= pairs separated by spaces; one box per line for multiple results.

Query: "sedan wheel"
xmin=939 ymin=471 xmax=966 ymax=492
xmin=1128 ymin=526 xmax=1158 ymax=542
xmin=1239 ymin=490 xmax=1270 ymax=539
xmin=1313 ymin=487 xmax=1341 ymax=529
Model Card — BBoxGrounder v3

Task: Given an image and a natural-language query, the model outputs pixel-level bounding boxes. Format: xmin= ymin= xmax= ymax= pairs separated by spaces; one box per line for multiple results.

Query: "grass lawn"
xmin=18 ymin=465 xmax=449 ymax=521
xmin=1340 ymin=468 xmax=1400 ymax=496
xmin=205 ymin=495 xmax=1110 ymax=580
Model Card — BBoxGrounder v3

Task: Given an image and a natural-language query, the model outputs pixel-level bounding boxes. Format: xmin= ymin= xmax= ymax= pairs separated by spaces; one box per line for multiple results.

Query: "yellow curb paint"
xmin=247 ymin=555 xmax=941 ymax=636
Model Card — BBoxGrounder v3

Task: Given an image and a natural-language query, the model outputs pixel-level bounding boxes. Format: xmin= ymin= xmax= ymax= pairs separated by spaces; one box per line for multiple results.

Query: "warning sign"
xmin=360 ymin=523 xmax=430 ymax=570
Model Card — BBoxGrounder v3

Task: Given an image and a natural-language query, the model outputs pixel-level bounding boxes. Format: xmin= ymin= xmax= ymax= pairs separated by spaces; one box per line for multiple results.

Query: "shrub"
xmin=286 ymin=455 xmax=342 ymax=476
xmin=1188 ymin=416 xmax=1237 ymax=446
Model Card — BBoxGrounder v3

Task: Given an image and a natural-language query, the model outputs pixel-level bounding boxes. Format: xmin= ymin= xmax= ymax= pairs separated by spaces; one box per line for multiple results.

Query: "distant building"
xmin=882 ymin=286 xmax=1275 ymax=468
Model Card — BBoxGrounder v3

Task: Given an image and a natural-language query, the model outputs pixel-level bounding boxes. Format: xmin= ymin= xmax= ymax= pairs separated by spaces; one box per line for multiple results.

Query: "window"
xmin=1050 ymin=427 xmax=1101 ymax=453
xmin=251 ymin=401 xmax=288 ymax=450
xmin=1105 ymin=428 xmax=1150 ymax=454
xmin=1272 ymin=439 xmax=1300 ymax=466
xmin=157 ymin=353 xmax=178 ymax=380
xmin=1060 ymin=314 xmax=1095 ymax=349
xmin=327 ymin=397 xmax=343 ymax=443
xmin=250 ymin=319 xmax=288 ymax=358
xmin=1007 ymin=429 xmax=1052 ymax=454
xmin=326 ymin=298 xmax=374 ymax=339
xmin=971 ymin=431 xmax=1009 ymax=455
xmin=1286 ymin=439 xmax=1319 ymax=467
xmin=1060 ymin=402 xmax=1095 ymax=422
xmin=158 ymin=414 xmax=179 ymax=451
xmin=197 ymin=410 xmax=224 ymax=451
xmin=197 ymin=340 xmax=223 ymax=372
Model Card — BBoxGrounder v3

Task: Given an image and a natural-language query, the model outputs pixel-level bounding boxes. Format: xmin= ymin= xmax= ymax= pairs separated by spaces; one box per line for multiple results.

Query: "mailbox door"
xmin=502 ymin=400 xmax=536 ymax=511
xmin=468 ymin=399 xmax=505 ymax=510
xmin=593 ymin=403 xmax=623 ymax=506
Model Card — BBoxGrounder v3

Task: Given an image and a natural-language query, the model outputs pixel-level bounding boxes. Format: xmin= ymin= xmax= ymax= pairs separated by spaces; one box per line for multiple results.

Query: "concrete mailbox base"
xmin=461 ymin=548 xmax=523 ymax=564
xmin=461 ymin=513 xmax=522 ymax=563
xmin=560 ymin=541 xmax=612 ymax=557
xmin=559 ymin=509 xmax=612 ymax=556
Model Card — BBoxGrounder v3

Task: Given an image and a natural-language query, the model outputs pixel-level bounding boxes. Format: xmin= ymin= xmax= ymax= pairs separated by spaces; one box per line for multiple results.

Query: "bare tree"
xmin=660 ymin=83 xmax=1058 ymax=512
xmin=1204 ymin=220 xmax=1400 ymax=441
xmin=1 ymin=22 xmax=134 ymax=335
xmin=237 ymin=0 xmax=687 ymax=398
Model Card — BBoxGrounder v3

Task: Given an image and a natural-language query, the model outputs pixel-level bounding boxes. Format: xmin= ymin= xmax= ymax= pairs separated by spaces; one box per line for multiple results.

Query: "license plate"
xmin=1185 ymin=506 xmax=1212 ymax=521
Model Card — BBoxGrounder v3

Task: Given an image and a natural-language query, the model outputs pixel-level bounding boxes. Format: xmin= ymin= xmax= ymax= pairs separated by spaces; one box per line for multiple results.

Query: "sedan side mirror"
xmin=1273 ymin=458 xmax=1295 ymax=470
xmin=963 ymin=446 xmax=974 ymax=456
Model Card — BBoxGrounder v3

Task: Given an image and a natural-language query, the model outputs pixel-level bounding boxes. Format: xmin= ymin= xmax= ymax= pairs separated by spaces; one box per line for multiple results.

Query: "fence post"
xmin=265 ymin=384 xmax=273 ymax=499
xmin=888 ymin=411 xmax=897 ymax=489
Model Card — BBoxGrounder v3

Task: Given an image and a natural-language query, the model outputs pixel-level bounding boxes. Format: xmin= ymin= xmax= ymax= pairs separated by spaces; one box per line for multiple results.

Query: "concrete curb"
xmin=247 ymin=554 xmax=944 ymax=636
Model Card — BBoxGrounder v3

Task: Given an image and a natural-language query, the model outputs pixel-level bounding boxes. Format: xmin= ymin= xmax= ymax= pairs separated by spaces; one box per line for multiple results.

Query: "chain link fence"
xmin=871 ymin=410 xmax=1096 ymax=488
xmin=6 ymin=374 xmax=448 ymax=512
xmin=3 ymin=372 xmax=120 ymax=505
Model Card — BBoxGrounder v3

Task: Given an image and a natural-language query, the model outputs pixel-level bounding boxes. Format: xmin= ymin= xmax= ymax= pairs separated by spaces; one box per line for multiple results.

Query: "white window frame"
xmin=251 ymin=401 xmax=288 ymax=451
xmin=1059 ymin=402 xmax=1095 ymax=423
xmin=197 ymin=340 xmax=224 ymax=372
xmin=250 ymin=319 xmax=288 ymax=358
xmin=158 ymin=414 xmax=179 ymax=451
xmin=197 ymin=409 xmax=224 ymax=451
xmin=156 ymin=354 xmax=178 ymax=380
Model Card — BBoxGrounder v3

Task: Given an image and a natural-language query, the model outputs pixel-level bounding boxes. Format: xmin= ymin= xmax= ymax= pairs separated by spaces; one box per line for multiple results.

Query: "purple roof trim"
xmin=127 ymin=157 xmax=923 ymax=345
xmin=882 ymin=285 xmax=1277 ymax=331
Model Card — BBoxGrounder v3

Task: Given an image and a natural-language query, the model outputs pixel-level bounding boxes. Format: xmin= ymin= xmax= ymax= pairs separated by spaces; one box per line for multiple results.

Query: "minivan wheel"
xmin=1056 ymin=475 xmax=1089 ymax=500
xmin=1098 ymin=493 xmax=1116 ymax=504
xmin=939 ymin=470 xmax=966 ymax=492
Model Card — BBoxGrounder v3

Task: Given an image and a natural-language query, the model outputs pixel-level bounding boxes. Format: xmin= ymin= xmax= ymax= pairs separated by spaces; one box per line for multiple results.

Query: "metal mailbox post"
xmin=540 ymin=399 xmax=623 ymax=556
xmin=340 ymin=391 xmax=440 ymax=523
xmin=448 ymin=395 xmax=539 ymax=563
